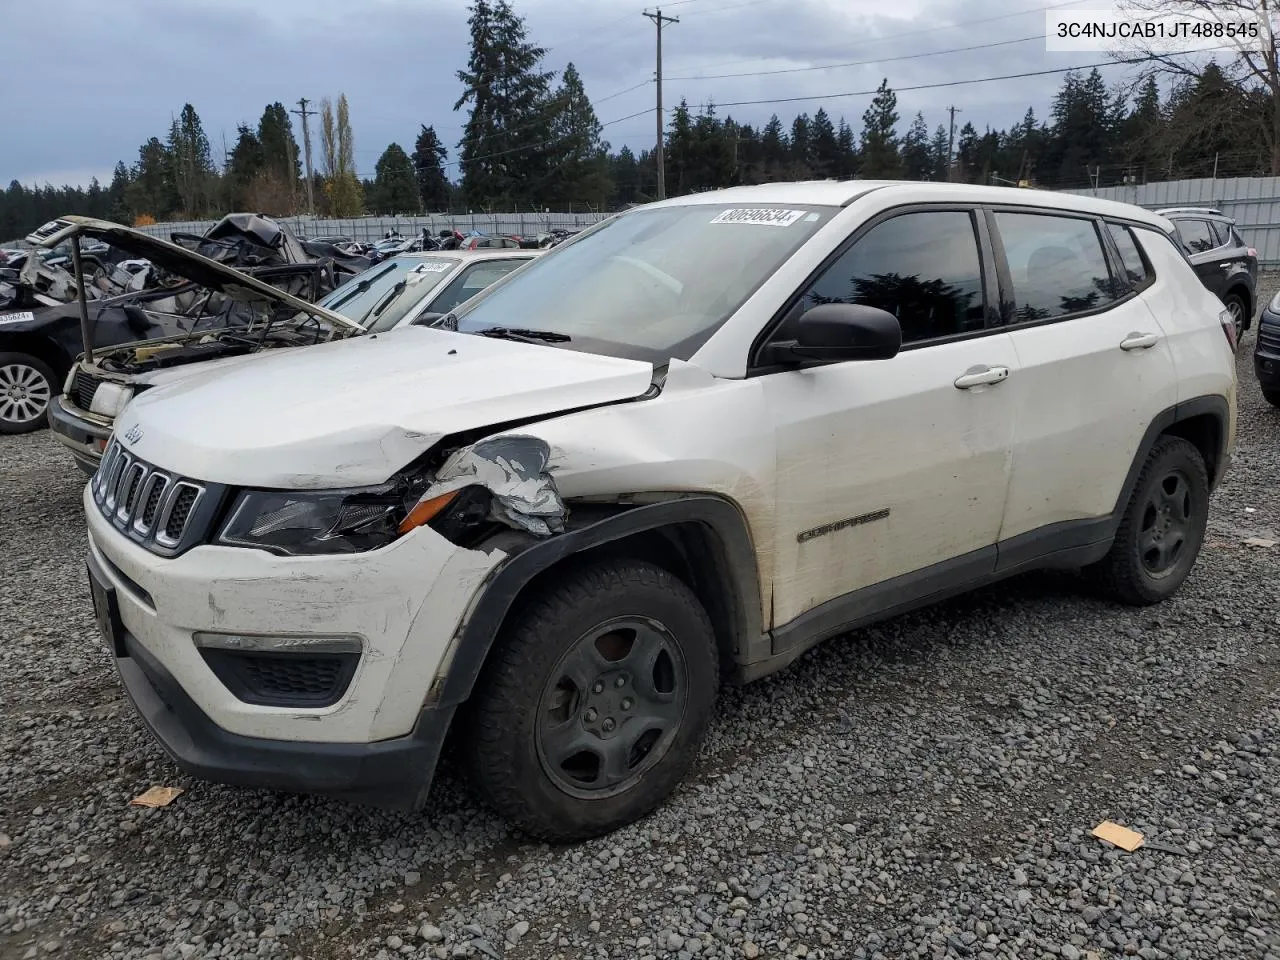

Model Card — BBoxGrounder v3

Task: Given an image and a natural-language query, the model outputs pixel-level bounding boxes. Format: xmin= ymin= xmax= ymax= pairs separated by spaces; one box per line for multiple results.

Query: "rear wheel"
xmin=1262 ymin=387 xmax=1280 ymax=409
xmin=1223 ymin=292 xmax=1247 ymax=341
xmin=1086 ymin=436 xmax=1209 ymax=605
xmin=0 ymin=352 xmax=56 ymax=435
xmin=465 ymin=558 xmax=719 ymax=842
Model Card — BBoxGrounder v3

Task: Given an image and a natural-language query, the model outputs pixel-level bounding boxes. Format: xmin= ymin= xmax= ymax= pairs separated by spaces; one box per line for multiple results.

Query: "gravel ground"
xmin=3 ymin=295 xmax=1280 ymax=960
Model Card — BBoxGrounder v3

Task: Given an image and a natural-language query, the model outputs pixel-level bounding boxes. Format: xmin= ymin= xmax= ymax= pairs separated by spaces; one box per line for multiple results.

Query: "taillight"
xmin=1220 ymin=308 xmax=1238 ymax=351
xmin=1248 ymin=247 xmax=1257 ymax=258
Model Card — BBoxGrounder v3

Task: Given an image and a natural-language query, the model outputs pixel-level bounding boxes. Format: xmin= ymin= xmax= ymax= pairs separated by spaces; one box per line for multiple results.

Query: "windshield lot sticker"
xmin=710 ymin=208 xmax=807 ymax=227
xmin=0 ymin=311 xmax=35 ymax=325
xmin=414 ymin=261 xmax=453 ymax=273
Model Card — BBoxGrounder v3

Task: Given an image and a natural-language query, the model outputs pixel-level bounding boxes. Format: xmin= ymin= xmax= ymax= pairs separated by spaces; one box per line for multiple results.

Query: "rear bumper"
xmin=91 ymin=549 xmax=454 ymax=810
xmin=47 ymin=395 xmax=109 ymax=475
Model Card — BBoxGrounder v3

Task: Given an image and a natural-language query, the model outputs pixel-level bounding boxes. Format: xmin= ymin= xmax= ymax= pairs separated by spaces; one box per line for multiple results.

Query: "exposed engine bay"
xmin=90 ymin=312 xmax=350 ymax=375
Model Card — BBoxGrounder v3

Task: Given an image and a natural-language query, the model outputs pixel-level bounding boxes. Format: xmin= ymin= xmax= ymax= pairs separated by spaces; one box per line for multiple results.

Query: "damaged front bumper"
xmin=48 ymin=395 xmax=111 ymax=476
xmin=85 ymin=482 xmax=510 ymax=806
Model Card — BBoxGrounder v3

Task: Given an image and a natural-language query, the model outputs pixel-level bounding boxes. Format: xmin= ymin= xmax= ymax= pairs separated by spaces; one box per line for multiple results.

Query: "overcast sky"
xmin=0 ymin=0 xmax=1137 ymax=188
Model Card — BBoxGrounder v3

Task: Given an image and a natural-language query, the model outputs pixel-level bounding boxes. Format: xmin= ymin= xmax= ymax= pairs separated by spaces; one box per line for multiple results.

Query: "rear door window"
xmin=994 ymin=211 xmax=1118 ymax=321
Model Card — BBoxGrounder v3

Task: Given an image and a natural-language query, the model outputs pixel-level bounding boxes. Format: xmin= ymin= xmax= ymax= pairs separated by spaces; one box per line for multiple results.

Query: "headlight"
xmin=88 ymin=382 xmax=134 ymax=418
xmin=1268 ymin=290 xmax=1280 ymax=313
xmin=217 ymin=488 xmax=409 ymax=556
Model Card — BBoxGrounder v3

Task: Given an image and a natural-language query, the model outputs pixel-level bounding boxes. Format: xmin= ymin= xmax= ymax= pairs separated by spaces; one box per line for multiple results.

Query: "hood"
xmin=116 ymin=326 xmax=654 ymax=488
xmin=25 ymin=217 xmax=363 ymax=332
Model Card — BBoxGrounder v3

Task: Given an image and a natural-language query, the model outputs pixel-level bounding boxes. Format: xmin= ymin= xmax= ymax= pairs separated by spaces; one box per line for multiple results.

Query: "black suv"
xmin=1254 ymin=291 xmax=1280 ymax=407
xmin=1157 ymin=207 xmax=1258 ymax=340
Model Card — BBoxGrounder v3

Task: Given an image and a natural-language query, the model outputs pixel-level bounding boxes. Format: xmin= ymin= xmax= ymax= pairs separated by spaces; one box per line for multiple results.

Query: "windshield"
xmin=319 ymin=255 xmax=459 ymax=332
xmin=451 ymin=203 xmax=836 ymax=362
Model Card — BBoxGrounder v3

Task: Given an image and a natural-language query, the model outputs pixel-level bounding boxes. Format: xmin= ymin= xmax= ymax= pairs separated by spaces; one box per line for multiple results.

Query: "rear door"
xmin=989 ymin=208 xmax=1178 ymax=561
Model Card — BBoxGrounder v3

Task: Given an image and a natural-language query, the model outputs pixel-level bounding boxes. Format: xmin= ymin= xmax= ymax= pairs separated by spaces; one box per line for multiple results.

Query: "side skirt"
xmin=746 ymin=520 xmax=1113 ymax=684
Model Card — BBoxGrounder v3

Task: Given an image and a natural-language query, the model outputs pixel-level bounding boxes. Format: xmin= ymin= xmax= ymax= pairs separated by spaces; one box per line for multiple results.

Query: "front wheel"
xmin=1262 ymin=387 xmax=1280 ymax=409
xmin=0 ymin=352 xmax=57 ymax=435
xmin=1085 ymin=436 xmax=1209 ymax=605
xmin=465 ymin=558 xmax=719 ymax=842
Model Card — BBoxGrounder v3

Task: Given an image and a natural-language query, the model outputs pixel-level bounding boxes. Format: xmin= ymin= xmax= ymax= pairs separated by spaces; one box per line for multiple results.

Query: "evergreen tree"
xmin=226 ymin=124 xmax=265 ymax=209
xmin=107 ymin=162 xmax=133 ymax=222
xmin=789 ymin=113 xmax=812 ymax=175
xmin=666 ymin=100 xmax=696 ymax=194
xmin=954 ymin=122 xmax=979 ymax=182
xmin=167 ymin=104 xmax=214 ymax=216
xmin=859 ymin=79 xmax=901 ymax=178
xmin=454 ymin=0 xmax=555 ymax=206
xmin=901 ymin=112 xmax=932 ymax=180
xmin=760 ymin=114 xmax=789 ymax=180
xmin=546 ymin=62 xmax=613 ymax=207
xmin=257 ymin=105 xmax=302 ymax=188
xmin=412 ymin=125 xmax=451 ymax=211
xmin=835 ymin=119 xmax=858 ymax=178
xmin=128 ymin=137 xmax=179 ymax=220
xmin=810 ymin=108 xmax=840 ymax=178
xmin=609 ymin=145 xmax=642 ymax=205
xmin=929 ymin=124 xmax=951 ymax=181
xmin=371 ymin=143 xmax=421 ymax=213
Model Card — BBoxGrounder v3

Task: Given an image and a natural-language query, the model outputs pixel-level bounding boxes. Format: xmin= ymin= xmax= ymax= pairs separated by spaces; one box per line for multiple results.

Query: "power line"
xmin=672 ymin=0 xmax=1095 ymax=75
xmin=680 ymin=0 xmax=776 ymax=16
xmin=700 ymin=52 xmax=1233 ymax=110
xmin=668 ymin=33 xmax=1042 ymax=81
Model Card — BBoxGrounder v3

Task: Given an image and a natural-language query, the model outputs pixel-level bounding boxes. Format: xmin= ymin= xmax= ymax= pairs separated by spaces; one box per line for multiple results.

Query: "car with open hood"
xmin=83 ymin=181 xmax=1236 ymax=841
xmin=1 ymin=219 xmax=346 ymax=435
xmin=47 ymin=229 xmax=539 ymax=472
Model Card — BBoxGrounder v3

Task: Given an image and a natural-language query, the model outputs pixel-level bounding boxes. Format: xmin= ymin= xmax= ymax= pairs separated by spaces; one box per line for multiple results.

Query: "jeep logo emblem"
xmin=122 ymin=424 xmax=143 ymax=445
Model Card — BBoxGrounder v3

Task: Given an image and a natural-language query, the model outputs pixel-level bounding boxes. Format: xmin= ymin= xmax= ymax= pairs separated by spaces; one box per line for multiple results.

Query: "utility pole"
xmin=946 ymin=105 xmax=960 ymax=182
xmin=222 ymin=130 xmax=233 ymax=212
xmin=644 ymin=8 xmax=679 ymax=200
xmin=292 ymin=97 xmax=318 ymax=214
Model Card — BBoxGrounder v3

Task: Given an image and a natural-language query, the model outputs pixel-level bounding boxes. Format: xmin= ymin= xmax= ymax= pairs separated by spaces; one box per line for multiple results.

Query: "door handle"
xmin=1120 ymin=332 xmax=1160 ymax=351
xmin=954 ymin=365 xmax=1010 ymax=389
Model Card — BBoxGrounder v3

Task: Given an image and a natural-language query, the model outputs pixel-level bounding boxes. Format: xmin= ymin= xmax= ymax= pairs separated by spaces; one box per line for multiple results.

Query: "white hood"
xmin=117 ymin=326 xmax=654 ymax=488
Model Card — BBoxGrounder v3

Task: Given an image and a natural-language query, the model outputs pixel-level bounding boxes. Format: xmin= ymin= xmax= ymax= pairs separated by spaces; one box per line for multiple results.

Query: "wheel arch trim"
xmin=434 ymin=494 xmax=764 ymax=707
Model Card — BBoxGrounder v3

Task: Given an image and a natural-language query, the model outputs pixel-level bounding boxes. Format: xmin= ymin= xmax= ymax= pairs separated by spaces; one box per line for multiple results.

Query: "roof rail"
xmin=1154 ymin=206 xmax=1225 ymax=217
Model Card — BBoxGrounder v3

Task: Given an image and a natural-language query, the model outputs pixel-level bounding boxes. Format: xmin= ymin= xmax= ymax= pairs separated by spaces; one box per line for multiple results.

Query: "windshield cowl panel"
xmin=449 ymin=204 xmax=836 ymax=365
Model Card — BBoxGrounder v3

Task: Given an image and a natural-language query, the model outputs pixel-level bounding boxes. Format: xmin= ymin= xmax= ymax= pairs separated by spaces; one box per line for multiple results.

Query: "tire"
xmin=1262 ymin=387 xmax=1280 ymax=409
xmin=0 ymin=352 xmax=56 ymax=435
xmin=1222 ymin=292 xmax=1247 ymax=341
xmin=1085 ymin=435 xmax=1209 ymax=606
xmin=464 ymin=558 xmax=719 ymax=842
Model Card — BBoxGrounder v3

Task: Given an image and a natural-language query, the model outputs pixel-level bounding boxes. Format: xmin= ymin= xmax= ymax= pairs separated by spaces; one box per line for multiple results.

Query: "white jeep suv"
xmin=84 ymin=182 xmax=1237 ymax=841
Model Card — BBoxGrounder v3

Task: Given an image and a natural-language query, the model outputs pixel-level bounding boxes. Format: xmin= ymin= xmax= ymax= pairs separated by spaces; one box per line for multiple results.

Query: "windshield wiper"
xmin=363 ymin=280 xmax=407 ymax=324
xmin=326 ymin=263 xmax=397 ymax=312
xmin=477 ymin=326 xmax=572 ymax=344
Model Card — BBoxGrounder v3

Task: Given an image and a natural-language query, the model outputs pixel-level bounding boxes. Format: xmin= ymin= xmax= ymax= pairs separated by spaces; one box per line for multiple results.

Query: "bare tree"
xmin=1117 ymin=0 xmax=1279 ymax=173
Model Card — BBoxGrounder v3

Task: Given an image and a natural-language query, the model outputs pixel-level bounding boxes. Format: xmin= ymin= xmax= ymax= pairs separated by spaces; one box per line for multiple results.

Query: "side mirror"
xmin=764 ymin=303 xmax=901 ymax=364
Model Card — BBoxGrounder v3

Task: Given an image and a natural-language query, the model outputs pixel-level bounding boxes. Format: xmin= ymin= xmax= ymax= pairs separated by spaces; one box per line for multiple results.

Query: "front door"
xmin=759 ymin=208 xmax=1017 ymax=632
